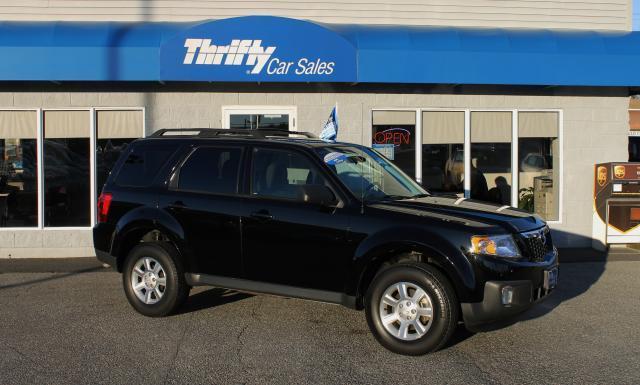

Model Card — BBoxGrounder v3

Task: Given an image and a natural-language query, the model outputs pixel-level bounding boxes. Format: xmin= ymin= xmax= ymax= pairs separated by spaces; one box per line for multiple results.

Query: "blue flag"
xmin=320 ymin=105 xmax=338 ymax=142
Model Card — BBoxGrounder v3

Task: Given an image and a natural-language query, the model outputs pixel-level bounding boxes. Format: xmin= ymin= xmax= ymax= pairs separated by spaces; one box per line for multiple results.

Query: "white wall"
xmin=0 ymin=89 xmax=629 ymax=257
xmin=0 ymin=0 xmax=632 ymax=31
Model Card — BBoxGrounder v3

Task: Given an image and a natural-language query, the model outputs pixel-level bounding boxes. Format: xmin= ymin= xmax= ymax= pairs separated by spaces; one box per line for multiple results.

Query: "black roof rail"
xmin=149 ymin=128 xmax=317 ymax=139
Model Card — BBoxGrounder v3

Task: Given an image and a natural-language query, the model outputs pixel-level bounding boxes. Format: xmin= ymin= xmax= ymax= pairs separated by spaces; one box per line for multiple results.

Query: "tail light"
xmin=97 ymin=192 xmax=113 ymax=223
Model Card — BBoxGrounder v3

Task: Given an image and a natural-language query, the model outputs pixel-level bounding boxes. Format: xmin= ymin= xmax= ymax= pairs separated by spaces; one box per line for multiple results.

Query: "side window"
xmin=115 ymin=144 xmax=175 ymax=187
xmin=177 ymin=147 xmax=242 ymax=195
xmin=251 ymin=148 xmax=328 ymax=201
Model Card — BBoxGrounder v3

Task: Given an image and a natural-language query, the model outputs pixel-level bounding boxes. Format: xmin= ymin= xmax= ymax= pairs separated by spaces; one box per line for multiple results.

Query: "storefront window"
xmin=229 ymin=114 xmax=289 ymax=129
xmin=96 ymin=110 xmax=143 ymax=191
xmin=470 ymin=111 xmax=512 ymax=205
xmin=518 ymin=112 xmax=559 ymax=221
xmin=43 ymin=110 xmax=91 ymax=227
xmin=0 ymin=110 xmax=38 ymax=227
xmin=629 ymin=110 xmax=640 ymax=161
xmin=372 ymin=110 xmax=416 ymax=179
xmin=422 ymin=111 xmax=464 ymax=194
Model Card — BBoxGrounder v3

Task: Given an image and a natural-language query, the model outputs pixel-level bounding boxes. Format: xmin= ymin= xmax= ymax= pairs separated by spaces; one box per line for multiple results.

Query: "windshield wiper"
xmin=379 ymin=194 xmax=413 ymax=201
xmin=380 ymin=193 xmax=431 ymax=201
xmin=363 ymin=194 xmax=405 ymax=203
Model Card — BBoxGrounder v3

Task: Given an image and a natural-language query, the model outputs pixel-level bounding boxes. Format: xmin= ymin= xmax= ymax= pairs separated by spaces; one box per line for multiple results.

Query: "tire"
xmin=365 ymin=262 xmax=459 ymax=355
xmin=122 ymin=242 xmax=190 ymax=317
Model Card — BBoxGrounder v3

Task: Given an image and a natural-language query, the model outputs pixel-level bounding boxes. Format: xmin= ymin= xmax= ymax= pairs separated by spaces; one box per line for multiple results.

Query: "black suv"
xmin=94 ymin=128 xmax=558 ymax=355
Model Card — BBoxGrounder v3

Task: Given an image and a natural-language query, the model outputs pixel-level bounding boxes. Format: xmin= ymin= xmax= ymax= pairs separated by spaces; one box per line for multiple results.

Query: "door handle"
xmin=250 ymin=210 xmax=273 ymax=220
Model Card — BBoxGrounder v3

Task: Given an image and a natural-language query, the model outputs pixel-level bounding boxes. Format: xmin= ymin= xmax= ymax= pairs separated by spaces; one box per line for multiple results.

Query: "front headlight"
xmin=470 ymin=234 xmax=521 ymax=258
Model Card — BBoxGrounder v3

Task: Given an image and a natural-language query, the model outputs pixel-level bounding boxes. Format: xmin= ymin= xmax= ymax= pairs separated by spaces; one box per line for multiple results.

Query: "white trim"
xmin=517 ymin=108 xmax=564 ymax=225
xmin=142 ymin=107 xmax=147 ymax=137
xmin=0 ymin=227 xmax=43 ymax=231
xmin=468 ymin=109 xmax=517 ymax=204
xmin=42 ymin=108 xmax=94 ymax=111
xmin=89 ymin=107 xmax=96 ymax=227
xmin=511 ymin=109 xmax=518 ymax=207
xmin=464 ymin=109 xmax=471 ymax=198
xmin=37 ymin=108 xmax=44 ymax=229
xmin=39 ymin=227 xmax=94 ymax=231
xmin=93 ymin=106 xmax=147 ymax=137
xmin=414 ymin=108 xmax=421 ymax=184
xmin=546 ymin=109 xmax=564 ymax=225
xmin=0 ymin=108 xmax=41 ymax=230
xmin=222 ymin=105 xmax=297 ymax=131
xmin=92 ymin=106 xmax=146 ymax=137
xmin=417 ymin=108 xmax=468 ymax=188
xmin=41 ymin=108 xmax=92 ymax=229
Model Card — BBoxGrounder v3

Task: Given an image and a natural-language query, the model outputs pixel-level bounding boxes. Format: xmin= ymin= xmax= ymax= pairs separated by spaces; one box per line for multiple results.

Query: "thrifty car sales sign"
xmin=160 ymin=16 xmax=357 ymax=82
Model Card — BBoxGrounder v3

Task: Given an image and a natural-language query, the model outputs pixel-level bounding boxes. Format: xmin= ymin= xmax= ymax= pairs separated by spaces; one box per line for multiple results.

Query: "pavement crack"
xmin=235 ymin=296 xmax=263 ymax=383
xmin=163 ymin=312 xmax=194 ymax=384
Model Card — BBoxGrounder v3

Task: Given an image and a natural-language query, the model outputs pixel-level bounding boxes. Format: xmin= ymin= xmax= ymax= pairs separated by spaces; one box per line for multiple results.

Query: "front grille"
xmin=520 ymin=227 xmax=551 ymax=262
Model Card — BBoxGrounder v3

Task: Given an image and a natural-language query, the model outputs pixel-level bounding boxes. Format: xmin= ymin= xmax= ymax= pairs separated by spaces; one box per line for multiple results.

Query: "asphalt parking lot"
xmin=1 ymin=258 xmax=639 ymax=385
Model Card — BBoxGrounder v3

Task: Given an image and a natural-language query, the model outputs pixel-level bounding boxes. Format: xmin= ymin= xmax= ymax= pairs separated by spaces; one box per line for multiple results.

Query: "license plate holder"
xmin=543 ymin=267 xmax=558 ymax=290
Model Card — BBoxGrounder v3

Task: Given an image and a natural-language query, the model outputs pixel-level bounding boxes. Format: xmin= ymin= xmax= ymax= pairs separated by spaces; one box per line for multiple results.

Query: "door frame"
xmin=222 ymin=105 xmax=297 ymax=131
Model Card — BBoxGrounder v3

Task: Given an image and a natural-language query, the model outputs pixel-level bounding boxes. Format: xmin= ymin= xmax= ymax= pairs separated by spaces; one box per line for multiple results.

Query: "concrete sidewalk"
xmin=0 ymin=257 xmax=107 ymax=273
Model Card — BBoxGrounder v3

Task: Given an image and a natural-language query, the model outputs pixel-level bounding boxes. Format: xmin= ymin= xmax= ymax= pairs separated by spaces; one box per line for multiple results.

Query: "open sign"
xmin=373 ymin=128 xmax=411 ymax=147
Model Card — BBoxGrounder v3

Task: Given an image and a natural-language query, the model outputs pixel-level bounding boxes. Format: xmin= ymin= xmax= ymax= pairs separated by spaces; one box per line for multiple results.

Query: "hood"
xmin=369 ymin=196 xmax=545 ymax=233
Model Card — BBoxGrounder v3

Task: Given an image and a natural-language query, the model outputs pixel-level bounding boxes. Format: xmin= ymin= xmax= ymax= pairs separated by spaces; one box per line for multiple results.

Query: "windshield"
xmin=315 ymin=145 xmax=428 ymax=201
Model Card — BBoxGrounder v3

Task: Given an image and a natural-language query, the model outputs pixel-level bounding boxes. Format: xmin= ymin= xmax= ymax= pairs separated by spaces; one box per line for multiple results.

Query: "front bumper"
xmin=461 ymin=277 xmax=555 ymax=328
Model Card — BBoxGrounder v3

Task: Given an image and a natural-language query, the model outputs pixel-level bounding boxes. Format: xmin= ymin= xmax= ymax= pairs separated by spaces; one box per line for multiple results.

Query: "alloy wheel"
xmin=130 ymin=256 xmax=167 ymax=305
xmin=378 ymin=281 xmax=434 ymax=341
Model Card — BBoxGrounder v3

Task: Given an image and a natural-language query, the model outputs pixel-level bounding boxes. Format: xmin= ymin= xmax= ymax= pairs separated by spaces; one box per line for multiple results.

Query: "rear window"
xmin=176 ymin=147 xmax=242 ymax=195
xmin=115 ymin=144 xmax=175 ymax=187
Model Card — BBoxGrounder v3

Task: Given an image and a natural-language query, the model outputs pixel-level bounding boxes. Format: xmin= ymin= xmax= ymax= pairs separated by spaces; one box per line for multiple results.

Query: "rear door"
xmin=160 ymin=144 xmax=245 ymax=277
xmin=240 ymin=145 xmax=351 ymax=292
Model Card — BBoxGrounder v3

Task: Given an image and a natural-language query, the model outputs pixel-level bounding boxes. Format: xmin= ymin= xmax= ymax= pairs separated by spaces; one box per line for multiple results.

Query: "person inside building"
xmin=487 ymin=176 xmax=511 ymax=205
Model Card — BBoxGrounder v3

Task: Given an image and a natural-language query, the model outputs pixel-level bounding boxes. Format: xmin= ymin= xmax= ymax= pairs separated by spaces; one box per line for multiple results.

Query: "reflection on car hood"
xmin=369 ymin=196 xmax=545 ymax=233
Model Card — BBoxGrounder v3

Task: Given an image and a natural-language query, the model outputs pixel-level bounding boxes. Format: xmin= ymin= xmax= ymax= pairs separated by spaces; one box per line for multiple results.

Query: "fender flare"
xmin=111 ymin=206 xmax=188 ymax=270
xmin=351 ymin=226 xmax=476 ymax=304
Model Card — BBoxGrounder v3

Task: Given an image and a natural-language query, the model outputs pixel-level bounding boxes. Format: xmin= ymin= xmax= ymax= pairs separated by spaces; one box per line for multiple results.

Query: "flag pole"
xmin=335 ymin=102 xmax=338 ymax=137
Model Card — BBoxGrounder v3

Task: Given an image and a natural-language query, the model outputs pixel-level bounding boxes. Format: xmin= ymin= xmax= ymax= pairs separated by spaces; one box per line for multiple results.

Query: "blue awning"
xmin=0 ymin=16 xmax=639 ymax=86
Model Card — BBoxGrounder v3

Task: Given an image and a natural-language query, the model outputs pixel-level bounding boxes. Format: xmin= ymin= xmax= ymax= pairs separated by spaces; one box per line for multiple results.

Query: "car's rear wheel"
xmin=365 ymin=263 xmax=458 ymax=355
xmin=122 ymin=242 xmax=189 ymax=317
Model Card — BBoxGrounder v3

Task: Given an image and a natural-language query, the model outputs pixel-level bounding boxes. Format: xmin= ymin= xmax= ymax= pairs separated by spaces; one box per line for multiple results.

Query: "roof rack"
xmin=149 ymin=128 xmax=317 ymax=139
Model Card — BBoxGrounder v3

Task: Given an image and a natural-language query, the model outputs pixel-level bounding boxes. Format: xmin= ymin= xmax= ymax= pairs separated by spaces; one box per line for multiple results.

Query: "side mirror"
xmin=297 ymin=184 xmax=337 ymax=206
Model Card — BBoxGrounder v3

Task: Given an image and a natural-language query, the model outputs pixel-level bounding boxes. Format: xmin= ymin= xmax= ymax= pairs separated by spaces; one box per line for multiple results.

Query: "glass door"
xmin=223 ymin=107 xmax=296 ymax=131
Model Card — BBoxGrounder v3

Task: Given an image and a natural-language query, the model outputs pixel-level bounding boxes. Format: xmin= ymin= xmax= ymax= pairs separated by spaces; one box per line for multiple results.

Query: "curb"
xmin=0 ymin=257 xmax=110 ymax=273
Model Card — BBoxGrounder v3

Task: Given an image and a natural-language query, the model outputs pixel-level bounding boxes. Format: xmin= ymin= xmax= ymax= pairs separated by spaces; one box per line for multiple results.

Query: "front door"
xmin=160 ymin=145 xmax=245 ymax=277
xmin=240 ymin=146 xmax=350 ymax=292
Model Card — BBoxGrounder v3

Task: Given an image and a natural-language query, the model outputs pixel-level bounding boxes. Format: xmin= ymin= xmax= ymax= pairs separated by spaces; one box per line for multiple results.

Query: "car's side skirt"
xmin=185 ymin=273 xmax=357 ymax=309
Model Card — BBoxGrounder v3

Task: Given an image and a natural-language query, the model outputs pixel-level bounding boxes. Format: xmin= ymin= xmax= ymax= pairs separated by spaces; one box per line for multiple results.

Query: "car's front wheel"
xmin=122 ymin=242 xmax=189 ymax=317
xmin=365 ymin=263 xmax=459 ymax=355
